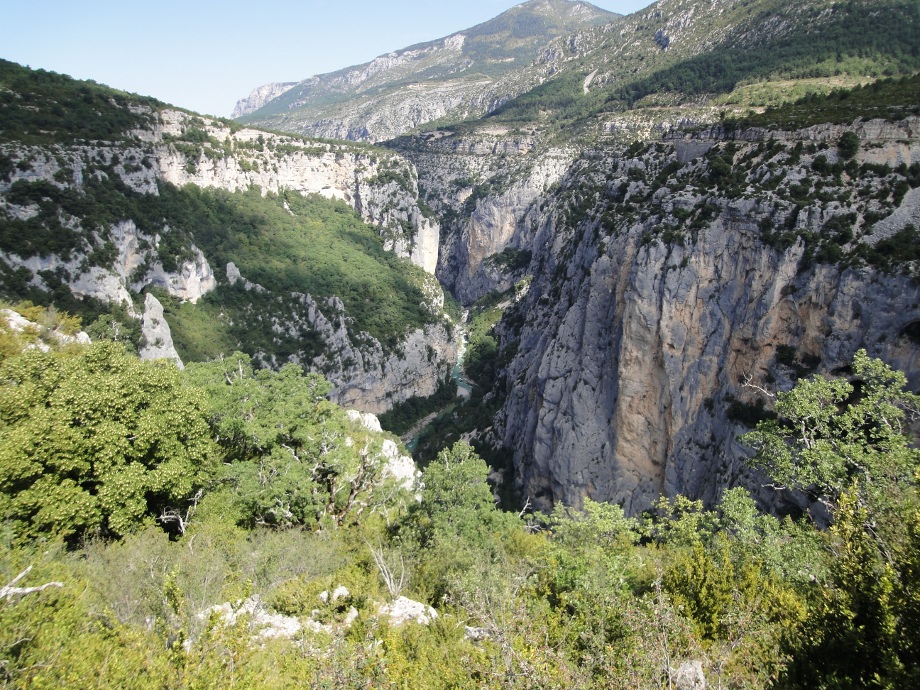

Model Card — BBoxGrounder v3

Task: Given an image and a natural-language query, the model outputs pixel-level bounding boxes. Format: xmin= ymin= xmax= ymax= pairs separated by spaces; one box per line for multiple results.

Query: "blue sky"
xmin=1 ymin=0 xmax=653 ymax=117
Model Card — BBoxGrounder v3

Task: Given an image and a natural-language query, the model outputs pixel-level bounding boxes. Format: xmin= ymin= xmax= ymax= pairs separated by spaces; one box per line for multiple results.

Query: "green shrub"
xmin=838 ymin=132 xmax=860 ymax=160
xmin=0 ymin=342 xmax=217 ymax=542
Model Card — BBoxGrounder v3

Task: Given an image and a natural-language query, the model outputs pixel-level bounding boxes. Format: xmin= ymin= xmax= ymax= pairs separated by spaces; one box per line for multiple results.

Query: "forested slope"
xmin=0 ymin=59 xmax=455 ymax=413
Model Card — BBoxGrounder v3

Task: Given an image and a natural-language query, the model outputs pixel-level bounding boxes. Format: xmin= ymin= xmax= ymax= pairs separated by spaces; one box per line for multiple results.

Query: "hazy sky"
xmin=2 ymin=0 xmax=653 ymax=117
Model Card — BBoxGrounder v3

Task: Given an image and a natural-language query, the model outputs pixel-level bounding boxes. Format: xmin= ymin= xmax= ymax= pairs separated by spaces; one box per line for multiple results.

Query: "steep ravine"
xmin=0 ymin=105 xmax=454 ymax=412
xmin=416 ymin=117 xmax=920 ymax=514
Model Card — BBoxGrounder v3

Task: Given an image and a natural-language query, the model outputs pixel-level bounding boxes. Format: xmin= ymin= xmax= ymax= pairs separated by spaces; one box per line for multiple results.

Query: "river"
xmin=404 ymin=313 xmax=473 ymax=451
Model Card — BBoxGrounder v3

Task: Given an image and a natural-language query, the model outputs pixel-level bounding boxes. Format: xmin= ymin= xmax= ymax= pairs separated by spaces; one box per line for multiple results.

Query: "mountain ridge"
xmin=235 ymin=0 xmax=619 ymax=142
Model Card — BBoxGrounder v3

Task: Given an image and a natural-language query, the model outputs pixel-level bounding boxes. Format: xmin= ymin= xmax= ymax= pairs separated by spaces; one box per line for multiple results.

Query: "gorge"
xmin=5 ymin=1 xmax=920 ymax=686
xmin=3 ymin=0 xmax=920 ymax=519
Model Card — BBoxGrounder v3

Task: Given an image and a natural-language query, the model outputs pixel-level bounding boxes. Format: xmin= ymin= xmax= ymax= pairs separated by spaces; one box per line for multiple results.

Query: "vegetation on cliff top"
xmin=725 ymin=73 xmax=920 ymax=130
xmin=0 ymin=58 xmax=160 ymax=145
xmin=471 ymin=0 xmax=920 ymax=138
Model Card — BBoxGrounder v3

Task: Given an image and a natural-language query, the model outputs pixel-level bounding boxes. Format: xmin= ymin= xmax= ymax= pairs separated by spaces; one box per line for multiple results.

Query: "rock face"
xmin=151 ymin=109 xmax=440 ymax=271
xmin=499 ymin=207 xmax=920 ymax=514
xmin=428 ymin=118 xmax=920 ymax=514
xmin=139 ymin=293 xmax=183 ymax=368
xmin=229 ymin=263 xmax=456 ymax=407
xmin=231 ymin=82 xmax=297 ymax=119
xmin=242 ymin=282 xmax=457 ymax=413
xmin=394 ymin=128 xmax=574 ymax=303
xmin=0 ymin=217 xmax=216 ymax=312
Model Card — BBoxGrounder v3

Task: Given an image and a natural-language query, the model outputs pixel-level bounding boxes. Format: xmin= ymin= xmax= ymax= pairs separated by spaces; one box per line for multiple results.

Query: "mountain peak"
xmin=234 ymin=1 xmax=618 ymax=141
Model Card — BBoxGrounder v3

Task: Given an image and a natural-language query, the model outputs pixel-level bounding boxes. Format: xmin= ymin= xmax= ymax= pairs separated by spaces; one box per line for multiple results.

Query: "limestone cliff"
xmin=439 ymin=118 xmax=920 ymax=514
xmin=232 ymin=82 xmax=297 ymax=119
xmin=149 ymin=109 xmax=440 ymax=272
xmin=393 ymin=127 xmax=574 ymax=303
xmin=227 ymin=265 xmax=458 ymax=413
xmin=0 ymin=100 xmax=453 ymax=408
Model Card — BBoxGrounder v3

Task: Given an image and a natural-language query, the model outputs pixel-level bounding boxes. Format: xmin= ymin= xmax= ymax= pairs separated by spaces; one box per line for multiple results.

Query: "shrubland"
xmin=481 ymin=0 xmax=920 ymax=138
xmin=1 ymin=315 xmax=918 ymax=688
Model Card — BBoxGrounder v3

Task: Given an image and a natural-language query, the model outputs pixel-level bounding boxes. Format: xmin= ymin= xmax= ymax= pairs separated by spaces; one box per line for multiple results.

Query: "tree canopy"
xmin=0 ymin=342 xmax=216 ymax=541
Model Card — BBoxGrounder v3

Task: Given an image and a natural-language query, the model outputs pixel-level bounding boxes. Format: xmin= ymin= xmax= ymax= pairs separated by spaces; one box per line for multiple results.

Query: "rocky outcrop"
xmin=347 ymin=410 xmax=420 ymax=491
xmin=139 ymin=293 xmax=183 ymax=368
xmin=262 ymin=290 xmax=458 ymax=414
xmin=468 ymin=121 xmax=920 ymax=515
xmin=199 ymin=595 xmax=302 ymax=641
xmin=377 ymin=597 xmax=438 ymax=626
xmin=0 ymin=308 xmax=91 ymax=352
xmin=231 ymin=82 xmax=297 ymax=119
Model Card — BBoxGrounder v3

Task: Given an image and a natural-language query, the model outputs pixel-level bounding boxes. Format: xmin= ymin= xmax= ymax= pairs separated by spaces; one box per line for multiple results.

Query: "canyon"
xmin=3 ymin=0 xmax=920 ymax=516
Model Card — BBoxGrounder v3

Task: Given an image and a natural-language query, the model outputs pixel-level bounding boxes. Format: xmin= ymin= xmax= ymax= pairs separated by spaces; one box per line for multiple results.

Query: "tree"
xmin=838 ymin=131 xmax=860 ymax=160
xmin=409 ymin=441 xmax=506 ymax=547
xmin=398 ymin=442 xmax=520 ymax=603
xmin=743 ymin=350 xmax=920 ymax=688
xmin=0 ymin=342 xmax=216 ymax=542
xmin=182 ymin=352 xmax=410 ymax=529
xmin=742 ymin=349 xmax=920 ymax=522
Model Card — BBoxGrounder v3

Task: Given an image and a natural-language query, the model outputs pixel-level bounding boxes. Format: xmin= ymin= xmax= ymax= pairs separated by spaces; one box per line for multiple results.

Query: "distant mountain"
xmin=480 ymin=0 xmax=920 ymax=136
xmin=231 ymin=81 xmax=297 ymax=118
xmin=236 ymin=0 xmax=618 ymax=142
xmin=237 ymin=0 xmax=920 ymax=145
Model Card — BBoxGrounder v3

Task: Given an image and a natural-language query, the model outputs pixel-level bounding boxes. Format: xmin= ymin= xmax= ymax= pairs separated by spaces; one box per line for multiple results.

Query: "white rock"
xmin=0 ymin=308 xmax=91 ymax=351
xmin=672 ymin=660 xmax=706 ymax=690
xmin=464 ymin=625 xmax=491 ymax=641
xmin=199 ymin=595 xmax=302 ymax=641
xmin=346 ymin=410 xmax=383 ymax=433
xmin=380 ymin=439 xmax=420 ymax=492
xmin=138 ymin=293 xmax=184 ymax=369
xmin=344 ymin=607 xmax=359 ymax=626
xmin=377 ymin=596 xmax=437 ymax=626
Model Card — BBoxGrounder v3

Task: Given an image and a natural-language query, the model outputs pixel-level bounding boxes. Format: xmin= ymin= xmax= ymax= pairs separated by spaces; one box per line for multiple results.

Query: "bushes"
xmin=726 ymin=73 xmax=920 ymax=130
xmin=161 ymin=186 xmax=435 ymax=356
xmin=0 ymin=58 xmax=159 ymax=146
xmin=0 ymin=386 xmax=917 ymax=688
xmin=837 ymin=131 xmax=860 ymax=160
xmin=861 ymin=224 xmax=920 ymax=275
xmin=0 ymin=342 xmax=217 ymax=542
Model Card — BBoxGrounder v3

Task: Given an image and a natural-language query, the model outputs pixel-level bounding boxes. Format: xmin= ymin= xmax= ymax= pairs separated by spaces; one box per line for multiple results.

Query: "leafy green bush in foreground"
xmin=0 ymin=343 xmax=918 ymax=688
